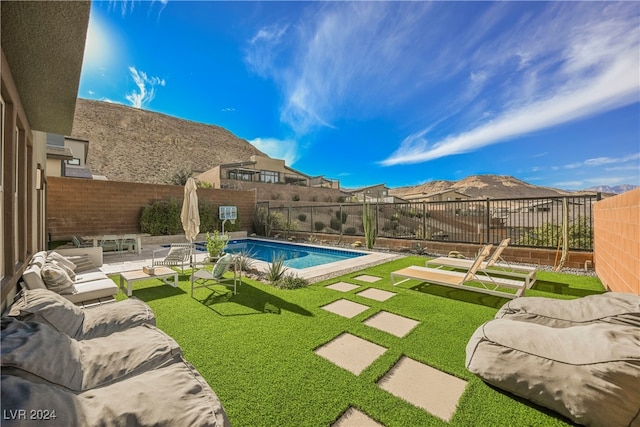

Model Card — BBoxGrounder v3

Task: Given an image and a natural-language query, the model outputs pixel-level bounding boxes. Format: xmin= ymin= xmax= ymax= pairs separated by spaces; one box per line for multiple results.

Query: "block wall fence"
xmin=593 ymin=188 xmax=640 ymax=295
xmin=46 ymin=177 xmax=257 ymax=241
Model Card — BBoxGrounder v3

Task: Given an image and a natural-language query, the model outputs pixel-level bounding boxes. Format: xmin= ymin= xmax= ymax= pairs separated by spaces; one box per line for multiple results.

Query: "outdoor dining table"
xmin=81 ymin=234 xmax=146 ymax=255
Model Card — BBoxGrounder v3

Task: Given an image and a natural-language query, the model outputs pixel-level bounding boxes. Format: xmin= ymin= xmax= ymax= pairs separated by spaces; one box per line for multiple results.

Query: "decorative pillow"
xmin=66 ymin=254 xmax=97 ymax=273
xmin=47 ymin=251 xmax=77 ymax=272
xmin=21 ymin=264 xmax=47 ymax=290
xmin=30 ymin=251 xmax=48 ymax=268
xmin=41 ymin=262 xmax=77 ymax=295
xmin=7 ymin=289 xmax=84 ymax=336
xmin=213 ymin=254 xmax=233 ymax=278
xmin=49 ymin=259 xmax=76 ymax=281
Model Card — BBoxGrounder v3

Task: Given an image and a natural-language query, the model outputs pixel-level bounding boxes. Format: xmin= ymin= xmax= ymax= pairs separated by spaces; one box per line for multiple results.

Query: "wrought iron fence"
xmin=258 ymin=195 xmax=599 ymax=250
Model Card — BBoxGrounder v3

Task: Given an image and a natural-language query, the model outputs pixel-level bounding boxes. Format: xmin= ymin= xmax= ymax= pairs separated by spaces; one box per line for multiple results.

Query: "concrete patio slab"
xmin=377 ymin=356 xmax=467 ymax=422
xmin=353 ymin=274 xmax=383 ymax=283
xmin=315 ymin=333 xmax=387 ymax=375
xmin=326 ymin=282 xmax=361 ymax=293
xmin=332 ymin=407 xmax=384 ymax=427
xmin=321 ymin=299 xmax=370 ymax=319
xmin=356 ymin=288 xmax=396 ymax=302
xmin=363 ymin=311 xmax=420 ymax=338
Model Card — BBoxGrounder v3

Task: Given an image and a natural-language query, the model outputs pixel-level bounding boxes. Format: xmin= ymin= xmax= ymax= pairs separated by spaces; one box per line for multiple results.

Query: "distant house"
xmin=346 ymin=184 xmax=398 ymax=203
xmin=196 ymin=155 xmax=340 ymax=190
xmin=403 ymin=189 xmax=470 ymax=202
xmin=46 ymin=135 xmax=93 ymax=179
xmin=520 ymin=199 xmax=583 ymax=213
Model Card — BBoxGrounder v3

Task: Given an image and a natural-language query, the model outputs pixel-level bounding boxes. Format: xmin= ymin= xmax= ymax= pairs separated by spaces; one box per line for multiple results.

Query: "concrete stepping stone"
xmin=377 ymin=356 xmax=467 ymax=422
xmin=363 ymin=311 xmax=419 ymax=338
xmin=321 ymin=299 xmax=370 ymax=319
xmin=353 ymin=274 xmax=382 ymax=283
xmin=332 ymin=407 xmax=384 ymax=427
xmin=315 ymin=333 xmax=387 ymax=375
xmin=326 ymin=282 xmax=360 ymax=292
xmin=356 ymin=288 xmax=396 ymax=302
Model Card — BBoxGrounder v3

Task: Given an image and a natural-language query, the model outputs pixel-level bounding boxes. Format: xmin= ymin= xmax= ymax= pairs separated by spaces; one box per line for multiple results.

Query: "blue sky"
xmin=79 ymin=1 xmax=640 ymax=190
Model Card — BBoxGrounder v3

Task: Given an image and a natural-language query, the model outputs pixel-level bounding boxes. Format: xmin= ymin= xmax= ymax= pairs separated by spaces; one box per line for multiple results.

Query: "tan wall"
xmin=47 ymin=177 xmax=257 ymax=240
xmin=593 ymin=188 xmax=639 ymax=295
xmin=46 ymin=158 xmax=63 ymax=177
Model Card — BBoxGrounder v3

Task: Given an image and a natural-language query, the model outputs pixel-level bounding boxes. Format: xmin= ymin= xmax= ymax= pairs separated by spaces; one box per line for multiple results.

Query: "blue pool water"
xmin=195 ymin=238 xmax=366 ymax=269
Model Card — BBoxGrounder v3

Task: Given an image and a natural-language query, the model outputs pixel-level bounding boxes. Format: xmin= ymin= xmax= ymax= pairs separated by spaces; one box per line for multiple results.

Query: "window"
xmin=67 ymin=158 xmax=80 ymax=165
xmin=260 ymin=170 xmax=279 ymax=183
xmin=228 ymin=170 xmax=252 ymax=181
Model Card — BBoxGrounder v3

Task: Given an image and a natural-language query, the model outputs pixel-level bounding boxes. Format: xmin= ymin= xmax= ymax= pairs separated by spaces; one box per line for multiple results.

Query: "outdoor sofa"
xmin=20 ymin=247 xmax=118 ymax=304
xmin=466 ymin=292 xmax=640 ymax=427
xmin=1 ymin=289 xmax=230 ymax=426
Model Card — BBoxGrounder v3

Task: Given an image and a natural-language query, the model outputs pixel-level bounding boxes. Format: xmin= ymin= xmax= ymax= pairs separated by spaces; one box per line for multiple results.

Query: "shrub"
xmin=344 ymin=227 xmax=357 ymax=235
xmin=297 ymin=213 xmax=307 ymax=222
xmin=167 ymin=169 xmax=192 ymax=185
xmin=140 ymin=199 xmax=182 ymax=235
xmin=275 ymin=273 xmax=309 ymax=289
xmin=335 ymin=210 xmax=348 ymax=224
xmin=314 ymin=221 xmax=325 ymax=232
xmin=292 ymin=194 xmax=300 ymax=201
xmin=266 ymin=255 xmax=287 ymax=283
xmin=330 ymin=217 xmax=342 ymax=231
xmin=236 ymin=248 xmax=257 ymax=272
xmin=198 ymin=200 xmax=219 ymax=232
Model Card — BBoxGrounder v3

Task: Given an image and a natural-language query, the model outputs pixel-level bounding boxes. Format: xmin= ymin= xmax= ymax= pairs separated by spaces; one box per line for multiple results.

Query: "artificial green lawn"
xmin=112 ymin=256 xmax=605 ymax=427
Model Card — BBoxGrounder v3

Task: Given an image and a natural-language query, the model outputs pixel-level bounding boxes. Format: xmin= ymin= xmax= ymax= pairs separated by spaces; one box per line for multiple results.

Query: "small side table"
xmin=119 ymin=266 xmax=178 ymax=297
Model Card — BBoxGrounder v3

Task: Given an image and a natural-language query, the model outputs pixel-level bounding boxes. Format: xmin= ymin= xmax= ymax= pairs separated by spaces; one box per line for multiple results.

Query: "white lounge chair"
xmin=153 ymin=243 xmax=192 ymax=274
xmin=425 ymin=238 xmax=537 ymax=288
xmin=191 ymin=253 xmax=240 ymax=297
xmin=391 ymin=244 xmax=526 ymax=299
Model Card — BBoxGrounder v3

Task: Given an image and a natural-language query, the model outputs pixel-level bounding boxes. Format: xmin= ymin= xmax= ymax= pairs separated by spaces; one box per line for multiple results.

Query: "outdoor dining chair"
xmin=100 ymin=235 xmax=121 ymax=254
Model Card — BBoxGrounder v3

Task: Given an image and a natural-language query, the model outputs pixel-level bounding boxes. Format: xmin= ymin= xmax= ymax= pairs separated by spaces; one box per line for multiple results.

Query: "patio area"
xmin=105 ymin=254 xmax=608 ymax=426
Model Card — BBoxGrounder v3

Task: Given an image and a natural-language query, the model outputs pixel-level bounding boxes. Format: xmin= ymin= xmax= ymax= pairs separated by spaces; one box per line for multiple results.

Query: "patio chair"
xmin=152 ymin=243 xmax=192 ymax=274
xmin=72 ymin=236 xmax=93 ymax=248
xmin=426 ymin=238 xmax=537 ymax=288
xmin=121 ymin=234 xmax=138 ymax=253
xmin=391 ymin=244 xmax=526 ymax=299
xmin=190 ymin=253 xmax=241 ymax=297
xmin=100 ymin=235 xmax=121 ymax=254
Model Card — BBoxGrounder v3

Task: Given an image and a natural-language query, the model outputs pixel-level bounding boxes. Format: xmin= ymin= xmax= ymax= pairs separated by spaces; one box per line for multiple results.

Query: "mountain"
xmin=389 ymin=175 xmax=574 ymax=199
xmin=70 ymin=99 xmax=267 ymax=184
xmin=583 ymin=184 xmax=638 ymax=194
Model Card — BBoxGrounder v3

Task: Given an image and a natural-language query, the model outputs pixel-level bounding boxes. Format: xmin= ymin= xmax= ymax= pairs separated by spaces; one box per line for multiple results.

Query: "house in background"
xmin=346 ymin=184 xmax=398 ymax=203
xmin=46 ymin=135 xmax=93 ymax=179
xmin=1 ymin=1 xmax=90 ymax=306
xmin=197 ymin=154 xmax=340 ymax=190
xmin=403 ymin=189 xmax=471 ymax=202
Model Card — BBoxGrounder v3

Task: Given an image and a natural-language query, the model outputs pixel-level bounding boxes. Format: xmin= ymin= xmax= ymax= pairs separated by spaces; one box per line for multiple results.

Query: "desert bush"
xmin=292 ymin=194 xmax=300 ymax=201
xmin=329 ymin=217 xmax=342 ymax=231
xmin=266 ymin=255 xmax=287 ymax=283
xmin=314 ymin=221 xmax=325 ymax=232
xmin=344 ymin=227 xmax=357 ymax=235
xmin=297 ymin=213 xmax=307 ymax=222
xmin=140 ymin=199 xmax=182 ymax=235
xmin=335 ymin=210 xmax=348 ymax=224
xmin=274 ymin=273 xmax=309 ymax=289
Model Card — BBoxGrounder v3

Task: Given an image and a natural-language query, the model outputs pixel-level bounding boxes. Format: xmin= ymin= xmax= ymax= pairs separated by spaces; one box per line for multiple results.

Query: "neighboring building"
xmin=197 ymin=155 xmax=340 ymax=190
xmin=1 ymin=1 xmax=90 ymax=307
xmin=403 ymin=189 xmax=471 ymax=202
xmin=346 ymin=184 xmax=397 ymax=203
xmin=46 ymin=135 xmax=92 ymax=178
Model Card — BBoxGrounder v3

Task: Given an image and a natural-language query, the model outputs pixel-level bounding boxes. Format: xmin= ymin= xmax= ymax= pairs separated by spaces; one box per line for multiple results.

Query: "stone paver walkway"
xmin=353 ymin=274 xmax=383 ymax=283
xmin=326 ymin=282 xmax=361 ymax=292
xmin=332 ymin=407 xmax=384 ymax=427
xmin=315 ymin=333 xmax=387 ymax=375
xmin=363 ymin=311 xmax=420 ymax=338
xmin=321 ymin=299 xmax=370 ymax=318
xmin=377 ymin=356 xmax=467 ymax=422
xmin=356 ymin=288 xmax=396 ymax=302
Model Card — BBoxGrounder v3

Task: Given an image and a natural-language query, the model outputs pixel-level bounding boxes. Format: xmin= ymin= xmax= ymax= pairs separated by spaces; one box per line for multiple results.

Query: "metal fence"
xmin=259 ymin=195 xmax=599 ymax=250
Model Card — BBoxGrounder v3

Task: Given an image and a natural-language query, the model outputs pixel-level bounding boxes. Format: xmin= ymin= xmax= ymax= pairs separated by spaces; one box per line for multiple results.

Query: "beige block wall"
xmin=593 ymin=188 xmax=640 ymax=295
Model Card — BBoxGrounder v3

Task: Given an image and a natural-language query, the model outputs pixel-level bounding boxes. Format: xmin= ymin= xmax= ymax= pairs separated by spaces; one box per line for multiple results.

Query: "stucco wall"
xmin=47 ymin=177 xmax=257 ymax=240
xmin=593 ymin=188 xmax=639 ymax=295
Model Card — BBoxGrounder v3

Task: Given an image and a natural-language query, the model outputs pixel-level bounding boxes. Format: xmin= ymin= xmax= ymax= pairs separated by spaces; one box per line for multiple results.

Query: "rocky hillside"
xmin=70 ymin=99 xmax=266 ymax=184
xmin=389 ymin=175 xmax=576 ymax=199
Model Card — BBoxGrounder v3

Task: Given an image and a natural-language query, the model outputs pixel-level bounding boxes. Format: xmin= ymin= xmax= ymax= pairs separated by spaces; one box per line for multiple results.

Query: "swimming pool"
xmin=195 ymin=238 xmax=366 ymax=269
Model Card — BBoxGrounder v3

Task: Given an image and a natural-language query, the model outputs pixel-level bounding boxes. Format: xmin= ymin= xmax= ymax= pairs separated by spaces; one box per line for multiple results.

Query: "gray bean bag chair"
xmin=7 ymin=288 xmax=155 ymax=339
xmin=466 ymin=319 xmax=640 ymax=427
xmin=495 ymin=292 xmax=640 ymax=328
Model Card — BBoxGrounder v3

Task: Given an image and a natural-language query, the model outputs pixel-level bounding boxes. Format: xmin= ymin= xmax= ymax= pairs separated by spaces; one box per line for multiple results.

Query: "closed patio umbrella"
xmin=181 ymin=177 xmax=200 ymax=244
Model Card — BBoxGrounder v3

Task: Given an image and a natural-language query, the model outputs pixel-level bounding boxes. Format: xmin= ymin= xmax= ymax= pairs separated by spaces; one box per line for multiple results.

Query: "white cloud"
xmin=379 ymin=3 xmax=639 ymax=166
xmin=249 ymin=138 xmax=299 ymax=167
xmin=565 ymin=153 xmax=640 ymax=169
xmin=125 ymin=67 xmax=166 ymax=108
xmin=244 ymin=25 xmax=289 ymax=78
